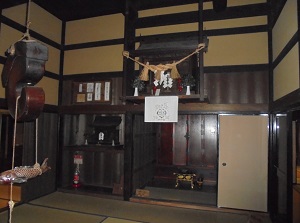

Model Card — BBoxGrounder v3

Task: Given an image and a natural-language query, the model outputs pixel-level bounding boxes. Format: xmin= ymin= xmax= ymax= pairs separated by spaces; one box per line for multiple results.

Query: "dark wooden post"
xmin=57 ymin=21 xmax=66 ymax=188
xmin=198 ymin=0 xmax=205 ymax=100
xmin=124 ymin=112 xmax=134 ymax=201
xmin=123 ymin=0 xmax=138 ymax=98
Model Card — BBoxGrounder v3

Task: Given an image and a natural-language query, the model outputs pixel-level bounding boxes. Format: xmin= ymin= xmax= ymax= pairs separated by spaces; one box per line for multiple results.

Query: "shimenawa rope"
xmin=122 ymin=43 xmax=205 ymax=81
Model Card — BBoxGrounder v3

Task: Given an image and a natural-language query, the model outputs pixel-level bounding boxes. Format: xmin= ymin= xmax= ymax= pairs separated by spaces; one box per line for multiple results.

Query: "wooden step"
xmin=0 ymin=184 xmax=21 ymax=202
xmin=0 ymin=199 xmax=9 ymax=209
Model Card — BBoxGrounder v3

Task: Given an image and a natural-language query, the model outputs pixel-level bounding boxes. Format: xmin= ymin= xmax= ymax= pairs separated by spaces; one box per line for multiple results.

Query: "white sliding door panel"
xmin=218 ymin=115 xmax=268 ymax=212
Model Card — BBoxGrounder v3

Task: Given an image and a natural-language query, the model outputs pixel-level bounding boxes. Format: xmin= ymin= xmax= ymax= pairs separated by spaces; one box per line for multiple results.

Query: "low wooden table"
xmin=173 ymin=173 xmax=197 ymax=189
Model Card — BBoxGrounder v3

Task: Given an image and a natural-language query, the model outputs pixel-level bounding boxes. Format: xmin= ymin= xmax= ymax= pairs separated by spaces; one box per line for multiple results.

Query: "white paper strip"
xmin=104 ymin=82 xmax=110 ymax=101
xmin=87 ymin=93 xmax=93 ymax=101
xmin=95 ymin=83 xmax=101 ymax=101
xmin=87 ymin=83 xmax=94 ymax=92
xmin=145 ymin=96 xmax=178 ymax=122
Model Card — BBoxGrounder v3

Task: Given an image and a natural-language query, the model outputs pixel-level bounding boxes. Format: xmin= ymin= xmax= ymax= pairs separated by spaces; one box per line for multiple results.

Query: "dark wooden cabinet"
xmin=59 ymin=113 xmax=125 ymax=194
xmin=61 ymin=145 xmax=124 ymax=189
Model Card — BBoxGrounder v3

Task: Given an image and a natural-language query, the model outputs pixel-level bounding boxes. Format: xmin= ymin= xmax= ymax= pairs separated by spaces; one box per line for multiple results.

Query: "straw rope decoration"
xmin=122 ymin=43 xmax=206 ymax=81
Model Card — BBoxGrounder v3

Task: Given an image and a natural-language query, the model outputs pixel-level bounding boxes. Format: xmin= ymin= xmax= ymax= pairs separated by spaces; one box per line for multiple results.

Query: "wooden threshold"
xmin=57 ymin=186 xmax=123 ymax=201
xmin=130 ymin=197 xmax=269 ymax=217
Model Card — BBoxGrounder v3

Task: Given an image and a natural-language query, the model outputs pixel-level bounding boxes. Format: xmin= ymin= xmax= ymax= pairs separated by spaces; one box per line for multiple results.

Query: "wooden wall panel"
xmin=173 ymin=115 xmax=187 ymax=165
xmin=0 ymin=25 xmax=23 ymax=58
xmin=132 ymin=115 xmax=157 ymax=192
xmin=188 ymin=115 xmax=202 ymax=165
xmin=158 ymin=123 xmax=173 ymax=165
xmin=139 ymin=4 xmax=198 ymax=18
xmin=272 ymin=0 xmax=298 ymax=60
xmin=65 ymin=14 xmax=124 ymax=44
xmin=2 ymin=3 xmax=62 ymax=44
xmin=22 ymin=113 xmax=58 ymax=202
xmin=273 ymin=44 xmax=299 ymax=100
xmin=202 ymin=115 xmax=218 ymax=167
xmin=37 ymin=77 xmax=59 ymax=105
xmin=205 ymin=71 xmax=268 ymax=104
xmin=204 ymin=33 xmax=268 ymax=67
xmin=64 ymin=45 xmax=124 ymax=74
xmin=189 ymin=115 xmax=217 ymax=167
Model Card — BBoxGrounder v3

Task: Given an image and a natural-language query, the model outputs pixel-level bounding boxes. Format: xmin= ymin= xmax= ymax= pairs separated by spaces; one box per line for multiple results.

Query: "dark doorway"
xmin=131 ymin=114 xmax=217 ymax=206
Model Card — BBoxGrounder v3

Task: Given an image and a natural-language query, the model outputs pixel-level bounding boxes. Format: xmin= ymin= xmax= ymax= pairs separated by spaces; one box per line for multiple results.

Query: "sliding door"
xmin=218 ymin=115 xmax=268 ymax=212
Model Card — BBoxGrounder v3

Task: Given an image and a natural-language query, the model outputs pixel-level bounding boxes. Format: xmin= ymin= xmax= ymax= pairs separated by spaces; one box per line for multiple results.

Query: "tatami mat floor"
xmin=0 ymin=192 xmax=272 ymax=223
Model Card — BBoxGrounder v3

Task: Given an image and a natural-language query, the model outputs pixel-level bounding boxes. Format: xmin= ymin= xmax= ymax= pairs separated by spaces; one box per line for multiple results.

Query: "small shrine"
xmin=89 ymin=116 xmax=122 ymax=145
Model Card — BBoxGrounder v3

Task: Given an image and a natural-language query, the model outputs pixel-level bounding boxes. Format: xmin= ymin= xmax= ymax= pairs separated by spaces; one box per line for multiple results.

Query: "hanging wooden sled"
xmin=1 ymin=39 xmax=48 ymax=121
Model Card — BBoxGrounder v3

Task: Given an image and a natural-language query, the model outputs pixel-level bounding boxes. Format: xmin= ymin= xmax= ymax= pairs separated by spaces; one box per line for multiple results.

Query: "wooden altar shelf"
xmin=59 ymin=103 xmax=268 ymax=115
xmin=124 ymin=95 xmax=209 ymax=104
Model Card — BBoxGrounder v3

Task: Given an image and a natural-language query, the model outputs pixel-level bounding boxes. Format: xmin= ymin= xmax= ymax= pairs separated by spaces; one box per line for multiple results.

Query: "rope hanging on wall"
xmin=122 ymin=43 xmax=206 ymax=81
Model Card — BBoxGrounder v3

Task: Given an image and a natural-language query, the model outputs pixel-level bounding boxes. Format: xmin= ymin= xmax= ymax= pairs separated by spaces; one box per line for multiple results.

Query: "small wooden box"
xmin=135 ymin=189 xmax=150 ymax=197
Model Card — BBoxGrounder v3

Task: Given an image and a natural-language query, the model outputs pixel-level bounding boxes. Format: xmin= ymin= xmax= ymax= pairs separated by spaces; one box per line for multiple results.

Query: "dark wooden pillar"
xmin=123 ymin=0 xmax=137 ymax=200
xmin=124 ymin=112 xmax=134 ymax=201
xmin=267 ymin=0 xmax=274 ymax=104
xmin=286 ymin=111 xmax=293 ymax=223
xmin=123 ymin=0 xmax=138 ymax=98
xmin=198 ymin=0 xmax=205 ymax=100
xmin=57 ymin=21 xmax=66 ymax=188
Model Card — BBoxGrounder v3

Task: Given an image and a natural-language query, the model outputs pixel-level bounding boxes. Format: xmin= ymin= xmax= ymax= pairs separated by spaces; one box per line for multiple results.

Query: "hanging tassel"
xmin=170 ymin=64 xmax=181 ymax=79
xmin=154 ymin=69 xmax=162 ymax=80
xmin=154 ymin=64 xmax=167 ymax=80
xmin=139 ymin=62 xmax=149 ymax=81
